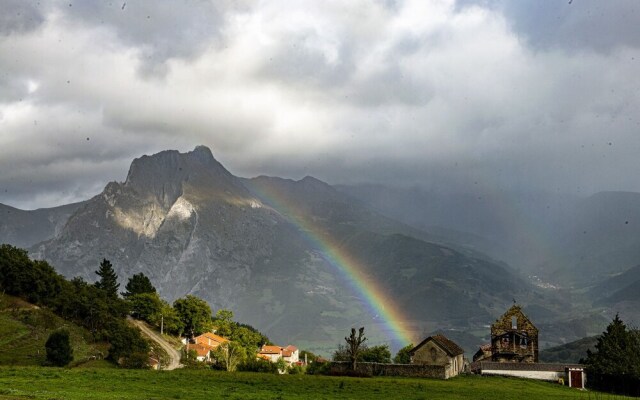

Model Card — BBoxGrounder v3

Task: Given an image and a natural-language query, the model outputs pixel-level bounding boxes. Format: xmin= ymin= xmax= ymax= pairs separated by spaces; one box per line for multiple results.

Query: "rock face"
xmin=27 ymin=146 xmax=547 ymax=353
xmin=0 ymin=201 xmax=85 ymax=248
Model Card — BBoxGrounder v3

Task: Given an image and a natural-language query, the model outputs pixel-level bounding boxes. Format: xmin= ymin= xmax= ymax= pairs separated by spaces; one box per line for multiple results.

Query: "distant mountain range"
xmin=1 ymin=146 xmax=636 ymax=354
xmin=0 ymin=201 xmax=85 ymax=248
xmin=336 ymin=185 xmax=640 ymax=289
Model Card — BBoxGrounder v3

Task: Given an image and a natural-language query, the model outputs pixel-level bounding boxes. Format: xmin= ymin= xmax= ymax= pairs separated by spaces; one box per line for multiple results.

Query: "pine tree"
xmin=584 ymin=314 xmax=640 ymax=377
xmin=94 ymin=258 xmax=119 ymax=298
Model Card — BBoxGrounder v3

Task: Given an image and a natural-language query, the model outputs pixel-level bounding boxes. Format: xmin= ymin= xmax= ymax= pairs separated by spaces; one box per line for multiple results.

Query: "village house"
xmin=409 ymin=334 xmax=465 ymax=379
xmin=257 ymin=344 xmax=300 ymax=365
xmin=195 ymin=332 xmax=228 ymax=349
xmin=187 ymin=332 xmax=230 ymax=362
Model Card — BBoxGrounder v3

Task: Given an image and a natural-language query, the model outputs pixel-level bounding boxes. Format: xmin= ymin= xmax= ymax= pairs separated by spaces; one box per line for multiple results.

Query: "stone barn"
xmin=489 ymin=304 xmax=539 ymax=363
xmin=409 ymin=334 xmax=465 ymax=379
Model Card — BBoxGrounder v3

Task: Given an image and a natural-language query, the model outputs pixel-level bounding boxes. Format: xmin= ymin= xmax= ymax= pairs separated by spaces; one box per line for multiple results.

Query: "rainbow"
xmin=248 ymin=180 xmax=414 ymax=348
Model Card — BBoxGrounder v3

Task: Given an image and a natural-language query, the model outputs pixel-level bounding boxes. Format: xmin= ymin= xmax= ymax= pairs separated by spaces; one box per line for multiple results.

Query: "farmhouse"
xmin=257 ymin=344 xmax=300 ymax=365
xmin=187 ymin=332 xmax=230 ymax=362
xmin=409 ymin=334 xmax=465 ymax=378
xmin=330 ymin=334 xmax=464 ymax=379
xmin=195 ymin=332 xmax=228 ymax=349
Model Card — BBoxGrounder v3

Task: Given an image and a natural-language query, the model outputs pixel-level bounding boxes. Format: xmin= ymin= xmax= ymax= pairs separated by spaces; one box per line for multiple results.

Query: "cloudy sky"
xmin=1 ymin=0 xmax=639 ymax=209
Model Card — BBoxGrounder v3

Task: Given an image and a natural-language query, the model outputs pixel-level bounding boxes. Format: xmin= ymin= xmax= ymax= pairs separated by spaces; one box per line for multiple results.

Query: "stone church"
xmin=473 ymin=304 xmax=539 ymax=363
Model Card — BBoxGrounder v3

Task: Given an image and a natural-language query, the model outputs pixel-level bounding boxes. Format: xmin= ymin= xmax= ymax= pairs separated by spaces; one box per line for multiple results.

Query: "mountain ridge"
xmin=1 ymin=146 xmax=590 ymax=353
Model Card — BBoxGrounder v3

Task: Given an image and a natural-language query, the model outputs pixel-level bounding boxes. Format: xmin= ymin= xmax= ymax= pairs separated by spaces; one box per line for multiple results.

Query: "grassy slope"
xmin=0 ymin=294 xmax=109 ymax=367
xmin=0 ymin=368 xmax=611 ymax=400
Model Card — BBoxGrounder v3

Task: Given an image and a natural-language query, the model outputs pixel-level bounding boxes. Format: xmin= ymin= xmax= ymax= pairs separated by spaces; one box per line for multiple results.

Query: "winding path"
xmin=128 ymin=317 xmax=182 ymax=370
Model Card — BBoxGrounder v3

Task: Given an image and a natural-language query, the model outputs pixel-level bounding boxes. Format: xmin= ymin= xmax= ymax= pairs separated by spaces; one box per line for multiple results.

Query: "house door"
xmin=570 ymin=370 xmax=583 ymax=388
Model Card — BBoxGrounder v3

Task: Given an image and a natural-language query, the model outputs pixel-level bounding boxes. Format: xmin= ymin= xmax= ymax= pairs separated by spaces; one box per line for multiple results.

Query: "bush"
xmin=238 ymin=358 xmax=278 ymax=373
xmin=45 ymin=330 xmax=73 ymax=367
xmin=288 ymin=364 xmax=305 ymax=374
xmin=306 ymin=361 xmax=331 ymax=375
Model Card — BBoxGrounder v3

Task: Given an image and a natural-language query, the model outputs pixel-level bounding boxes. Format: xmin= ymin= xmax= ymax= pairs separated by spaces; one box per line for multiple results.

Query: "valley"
xmin=0 ymin=146 xmax=630 ymax=356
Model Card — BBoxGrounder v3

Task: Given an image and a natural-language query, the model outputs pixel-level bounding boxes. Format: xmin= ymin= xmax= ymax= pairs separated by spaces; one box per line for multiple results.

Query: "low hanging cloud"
xmin=0 ymin=0 xmax=639 ymax=209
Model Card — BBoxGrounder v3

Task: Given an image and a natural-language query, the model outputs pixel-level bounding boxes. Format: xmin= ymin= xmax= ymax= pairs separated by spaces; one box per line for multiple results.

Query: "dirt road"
xmin=129 ymin=317 xmax=182 ymax=370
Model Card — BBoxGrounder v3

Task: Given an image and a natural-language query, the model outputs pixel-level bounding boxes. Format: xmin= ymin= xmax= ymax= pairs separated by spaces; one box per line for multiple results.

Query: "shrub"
xmin=45 ymin=330 xmax=73 ymax=367
xmin=238 ymin=358 xmax=278 ymax=373
xmin=306 ymin=361 xmax=331 ymax=375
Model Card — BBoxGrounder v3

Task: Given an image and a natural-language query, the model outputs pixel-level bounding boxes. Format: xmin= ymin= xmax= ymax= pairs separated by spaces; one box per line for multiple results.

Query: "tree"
xmin=94 ymin=259 xmax=119 ymax=298
xmin=159 ymin=300 xmax=184 ymax=336
xmin=213 ymin=309 xmax=234 ymax=337
xmin=45 ymin=329 xmax=73 ymax=366
xmin=231 ymin=325 xmax=267 ymax=351
xmin=361 ymin=344 xmax=392 ymax=363
xmin=299 ymin=349 xmax=319 ymax=364
xmin=393 ymin=343 xmax=414 ymax=364
xmin=584 ymin=314 xmax=640 ymax=377
xmin=106 ymin=321 xmax=150 ymax=367
xmin=173 ymin=295 xmax=212 ymax=339
xmin=213 ymin=341 xmax=246 ymax=372
xmin=128 ymin=292 xmax=163 ymax=322
xmin=122 ymin=273 xmax=156 ymax=298
xmin=345 ymin=327 xmax=367 ymax=370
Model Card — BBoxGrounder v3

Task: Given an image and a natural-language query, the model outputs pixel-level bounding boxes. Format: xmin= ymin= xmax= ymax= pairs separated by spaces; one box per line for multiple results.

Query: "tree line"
xmin=0 ymin=245 xmax=148 ymax=367
xmin=0 ymin=244 xmax=273 ymax=369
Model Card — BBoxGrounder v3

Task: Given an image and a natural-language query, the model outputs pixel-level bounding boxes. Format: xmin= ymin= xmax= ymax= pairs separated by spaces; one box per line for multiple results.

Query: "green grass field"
xmin=0 ymin=367 xmax=615 ymax=400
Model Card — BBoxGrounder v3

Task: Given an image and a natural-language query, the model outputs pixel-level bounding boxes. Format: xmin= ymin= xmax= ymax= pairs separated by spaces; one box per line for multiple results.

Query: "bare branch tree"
xmin=345 ymin=327 xmax=367 ymax=370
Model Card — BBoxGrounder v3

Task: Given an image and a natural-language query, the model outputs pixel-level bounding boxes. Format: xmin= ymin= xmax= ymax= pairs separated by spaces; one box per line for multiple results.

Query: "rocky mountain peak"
xmin=191 ymin=145 xmax=215 ymax=164
xmin=122 ymin=146 xmax=241 ymax=209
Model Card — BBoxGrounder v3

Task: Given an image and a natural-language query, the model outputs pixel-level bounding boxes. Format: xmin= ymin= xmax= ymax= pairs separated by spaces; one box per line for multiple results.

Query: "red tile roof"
xmin=259 ymin=345 xmax=282 ymax=355
xmin=196 ymin=332 xmax=228 ymax=344
xmin=189 ymin=343 xmax=214 ymax=357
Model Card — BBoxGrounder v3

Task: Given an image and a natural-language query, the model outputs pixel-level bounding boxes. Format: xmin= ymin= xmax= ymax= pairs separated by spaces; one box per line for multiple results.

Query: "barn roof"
xmin=409 ymin=334 xmax=464 ymax=357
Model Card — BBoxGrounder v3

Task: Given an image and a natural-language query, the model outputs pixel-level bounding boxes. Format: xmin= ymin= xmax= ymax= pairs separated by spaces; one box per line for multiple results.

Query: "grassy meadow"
xmin=0 ymin=295 xmax=108 ymax=367
xmin=0 ymin=367 xmax=618 ymax=400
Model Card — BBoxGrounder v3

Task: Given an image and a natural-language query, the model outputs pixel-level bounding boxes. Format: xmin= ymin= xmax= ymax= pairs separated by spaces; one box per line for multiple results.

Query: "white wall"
xmin=482 ymin=369 xmax=563 ymax=381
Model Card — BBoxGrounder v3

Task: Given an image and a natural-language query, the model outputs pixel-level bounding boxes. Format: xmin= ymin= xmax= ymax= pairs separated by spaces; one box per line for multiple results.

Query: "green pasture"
xmin=0 ymin=367 xmax=614 ymax=400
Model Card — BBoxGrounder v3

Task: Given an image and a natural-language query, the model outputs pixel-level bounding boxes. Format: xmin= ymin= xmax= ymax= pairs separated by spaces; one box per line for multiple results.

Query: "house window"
xmin=511 ymin=316 xmax=517 ymax=329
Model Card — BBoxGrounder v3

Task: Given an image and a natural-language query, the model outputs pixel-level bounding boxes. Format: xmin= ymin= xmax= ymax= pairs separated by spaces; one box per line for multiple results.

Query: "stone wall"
xmin=330 ymin=362 xmax=447 ymax=379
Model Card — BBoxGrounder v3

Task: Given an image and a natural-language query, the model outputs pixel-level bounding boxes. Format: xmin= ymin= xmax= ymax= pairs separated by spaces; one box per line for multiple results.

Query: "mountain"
xmin=539 ymin=336 xmax=598 ymax=364
xmin=590 ymin=264 xmax=640 ymax=302
xmin=337 ymin=185 xmax=640 ymax=289
xmin=334 ymin=184 xmax=580 ymax=276
xmin=22 ymin=146 xmax=556 ymax=354
xmin=241 ymin=175 xmax=554 ymax=319
xmin=535 ymin=192 xmax=640 ymax=287
xmin=0 ymin=201 xmax=85 ymax=248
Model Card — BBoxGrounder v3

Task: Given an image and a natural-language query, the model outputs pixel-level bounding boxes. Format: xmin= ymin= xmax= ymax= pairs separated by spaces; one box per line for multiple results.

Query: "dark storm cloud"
xmin=1 ymin=0 xmax=639 ymax=209
xmin=61 ymin=0 xmax=225 ymax=71
xmin=0 ymin=0 xmax=46 ymax=35
xmin=458 ymin=0 xmax=640 ymax=53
